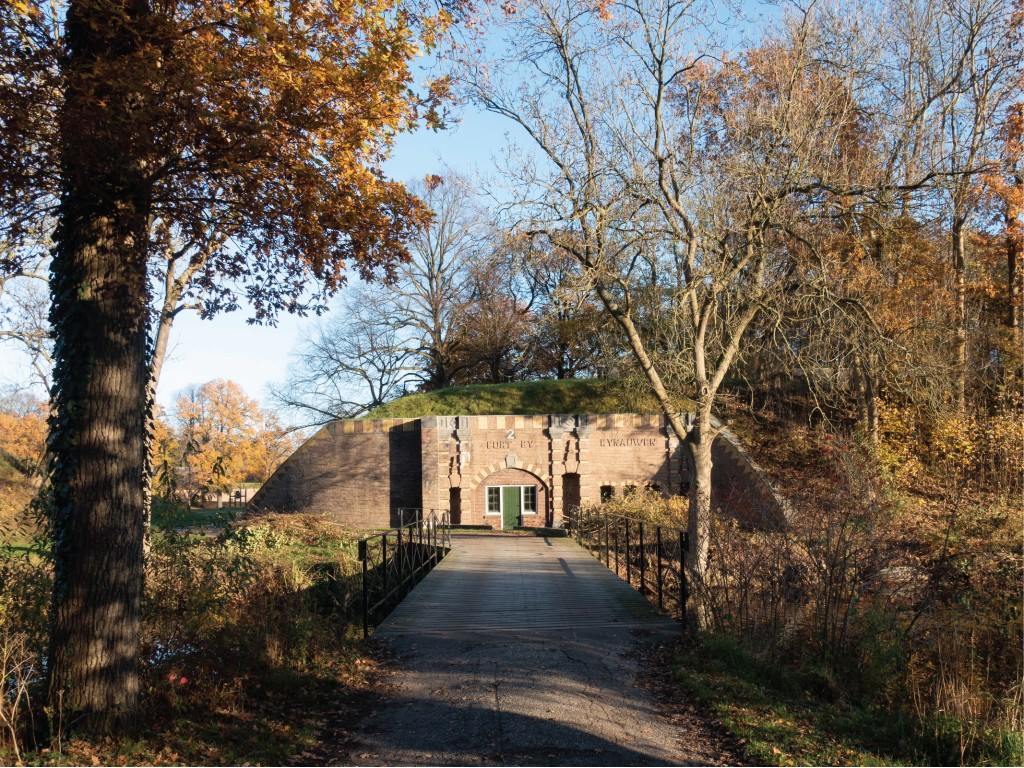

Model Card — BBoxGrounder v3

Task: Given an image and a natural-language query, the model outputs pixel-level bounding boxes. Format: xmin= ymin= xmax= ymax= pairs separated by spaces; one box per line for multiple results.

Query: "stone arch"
xmin=467 ymin=461 xmax=548 ymax=489
xmin=469 ymin=466 xmax=550 ymax=528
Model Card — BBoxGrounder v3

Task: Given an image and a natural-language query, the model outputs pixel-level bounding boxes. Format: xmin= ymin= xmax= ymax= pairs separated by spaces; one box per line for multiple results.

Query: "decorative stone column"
xmin=575 ymin=414 xmax=595 ymax=506
xmin=453 ymin=415 xmax=471 ymax=477
xmin=547 ymin=414 xmax=575 ymax=525
xmin=422 ymin=416 xmax=463 ymax=514
xmin=419 ymin=416 xmax=441 ymax=514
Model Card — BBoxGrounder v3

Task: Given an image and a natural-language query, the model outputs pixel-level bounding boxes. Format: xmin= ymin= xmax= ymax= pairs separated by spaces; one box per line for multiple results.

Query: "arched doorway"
xmin=475 ymin=468 xmax=548 ymax=529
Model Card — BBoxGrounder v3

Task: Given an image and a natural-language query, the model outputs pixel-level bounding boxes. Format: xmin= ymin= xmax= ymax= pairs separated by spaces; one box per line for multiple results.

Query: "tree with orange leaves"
xmin=0 ymin=0 xmax=464 ymax=732
xmin=169 ymin=379 xmax=294 ymax=503
xmin=990 ymin=0 xmax=1023 ymax=334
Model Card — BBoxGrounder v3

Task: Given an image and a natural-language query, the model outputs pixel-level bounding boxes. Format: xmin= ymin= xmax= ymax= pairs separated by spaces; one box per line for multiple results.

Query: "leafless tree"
xmin=271 ymin=285 xmax=418 ymax=426
xmin=922 ymin=0 xmax=1019 ymax=413
xmin=461 ymin=0 xmax=941 ymax=597
xmin=386 ymin=174 xmax=486 ymax=389
xmin=515 ymin=238 xmax=608 ymax=379
xmin=0 ymin=262 xmax=51 ymax=394
xmin=273 ymin=173 xmax=506 ymax=418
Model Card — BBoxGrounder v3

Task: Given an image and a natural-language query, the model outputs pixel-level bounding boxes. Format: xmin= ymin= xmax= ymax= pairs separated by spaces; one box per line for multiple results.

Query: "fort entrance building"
xmin=250 ymin=413 xmax=780 ymax=529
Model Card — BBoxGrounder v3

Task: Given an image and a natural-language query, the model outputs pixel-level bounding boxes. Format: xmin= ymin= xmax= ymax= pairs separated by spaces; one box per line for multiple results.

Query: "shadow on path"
xmin=339 ymin=534 xmax=735 ymax=766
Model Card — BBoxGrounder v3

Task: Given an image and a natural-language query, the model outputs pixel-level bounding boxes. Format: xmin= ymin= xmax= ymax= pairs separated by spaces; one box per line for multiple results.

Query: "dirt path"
xmin=337 ymin=533 xmax=737 ymax=766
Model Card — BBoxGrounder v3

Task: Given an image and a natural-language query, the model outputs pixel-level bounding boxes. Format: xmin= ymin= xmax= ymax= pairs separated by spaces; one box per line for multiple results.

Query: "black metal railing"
xmin=395 ymin=507 xmax=422 ymax=527
xmin=568 ymin=506 xmax=690 ymax=627
xmin=357 ymin=509 xmax=451 ymax=637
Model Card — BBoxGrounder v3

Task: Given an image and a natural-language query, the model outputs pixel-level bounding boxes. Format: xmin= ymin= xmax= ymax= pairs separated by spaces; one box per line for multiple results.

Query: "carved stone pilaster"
xmin=453 ymin=415 xmax=472 ymax=471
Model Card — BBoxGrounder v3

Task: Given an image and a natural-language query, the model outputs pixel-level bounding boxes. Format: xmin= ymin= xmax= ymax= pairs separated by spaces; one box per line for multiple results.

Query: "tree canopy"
xmin=0 ymin=0 xmax=468 ymax=732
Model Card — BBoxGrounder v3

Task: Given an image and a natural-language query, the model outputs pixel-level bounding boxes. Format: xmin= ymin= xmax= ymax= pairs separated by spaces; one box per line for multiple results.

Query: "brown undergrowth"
xmin=0 ymin=512 xmax=375 ymax=765
xmin=696 ymin=402 xmax=1022 ymax=765
xmin=590 ymin=401 xmax=1021 ymax=764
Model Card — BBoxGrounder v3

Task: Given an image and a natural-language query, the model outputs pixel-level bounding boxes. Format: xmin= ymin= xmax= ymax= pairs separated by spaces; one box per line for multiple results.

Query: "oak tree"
xmin=170 ymin=379 xmax=293 ymax=502
xmin=1 ymin=0 xmax=462 ymax=732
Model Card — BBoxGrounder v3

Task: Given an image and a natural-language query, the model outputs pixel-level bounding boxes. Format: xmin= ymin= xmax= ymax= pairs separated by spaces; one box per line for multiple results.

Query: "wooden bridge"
xmin=344 ymin=532 xmax=730 ymax=766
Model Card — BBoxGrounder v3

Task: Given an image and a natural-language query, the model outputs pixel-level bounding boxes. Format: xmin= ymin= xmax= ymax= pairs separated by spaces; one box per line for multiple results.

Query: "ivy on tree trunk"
xmin=47 ymin=0 xmax=154 ymax=733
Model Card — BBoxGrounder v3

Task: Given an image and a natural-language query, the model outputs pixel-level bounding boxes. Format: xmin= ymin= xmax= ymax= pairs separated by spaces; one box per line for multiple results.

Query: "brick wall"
xmin=710 ymin=434 xmax=785 ymax=527
xmin=582 ymin=414 xmax=680 ymax=505
xmin=250 ymin=412 xmax=784 ymax=530
xmin=250 ymin=418 xmax=420 ymax=528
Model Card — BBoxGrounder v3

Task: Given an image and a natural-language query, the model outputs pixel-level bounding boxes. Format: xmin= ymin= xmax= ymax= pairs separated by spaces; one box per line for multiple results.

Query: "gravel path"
xmin=340 ymin=533 xmax=735 ymax=766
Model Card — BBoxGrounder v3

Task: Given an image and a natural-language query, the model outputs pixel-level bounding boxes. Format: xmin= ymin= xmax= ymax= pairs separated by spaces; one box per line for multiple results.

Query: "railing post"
xmin=426 ymin=511 xmax=432 ymax=565
xmin=679 ymin=530 xmax=689 ymax=629
xmin=613 ymin=521 xmax=619 ymax=577
xmin=638 ymin=521 xmax=645 ymax=595
xmin=604 ymin=514 xmax=610 ymax=567
xmin=625 ymin=518 xmax=631 ymax=586
xmin=381 ymin=532 xmax=389 ymax=609
xmin=656 ymin=526 xmax=664 ymax=611
xmin=359 ymin=539 xmax=369 ymax=638
xmin=397 ymin=525 xmax=405 ymax=599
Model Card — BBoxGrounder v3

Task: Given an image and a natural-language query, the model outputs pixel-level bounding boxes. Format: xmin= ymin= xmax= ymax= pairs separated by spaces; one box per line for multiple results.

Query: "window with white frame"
xmin=485 ymin=485 xmax=539 ymax=515
xmin=522 ymin=485 xmax=537 ymax=513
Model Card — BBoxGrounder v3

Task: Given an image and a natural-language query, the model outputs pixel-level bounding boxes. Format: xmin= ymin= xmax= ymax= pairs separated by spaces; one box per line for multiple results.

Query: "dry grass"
xmin=704 ymin=403 xmax=1023 ymax=765
xmin=0 ymin=512 xmax=375 ymax=766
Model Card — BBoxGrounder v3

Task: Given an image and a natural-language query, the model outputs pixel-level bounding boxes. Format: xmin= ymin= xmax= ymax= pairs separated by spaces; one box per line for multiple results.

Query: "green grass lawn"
xmin=150 ymin=504 xmax=245 ymax=530
xmin=366 ymin=378 xmax=692 ymax=418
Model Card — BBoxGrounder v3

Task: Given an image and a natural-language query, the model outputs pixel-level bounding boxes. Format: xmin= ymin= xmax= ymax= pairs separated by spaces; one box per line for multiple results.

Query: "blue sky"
xmin=0 ymin=0 xmax=778 ymax=413
xmin=0 ymin=105 xmax=526 ymax=420
xmin=149 ymin=105 xmax=515 ymax=411
xmin=0 ymin=101 xmax=512 ymax=411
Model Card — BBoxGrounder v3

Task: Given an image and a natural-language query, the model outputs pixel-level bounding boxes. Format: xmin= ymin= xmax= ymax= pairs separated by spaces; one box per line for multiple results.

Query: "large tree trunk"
xmin=47 ymin=0 xmax=154 ymax=734
xmin=1007 ymin=178 xmax=1021 ymax=332
xmin=590 ymin=279 xmax=713 ymax=625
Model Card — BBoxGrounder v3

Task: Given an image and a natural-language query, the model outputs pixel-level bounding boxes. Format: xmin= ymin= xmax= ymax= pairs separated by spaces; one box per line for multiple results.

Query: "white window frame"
xmin=484 ymin=485 xmax=539 ymax=518
xmin=522 ymin=485 xmax=537 ymax=514
xmin=486 ymin=486 xmax=501 ymax=514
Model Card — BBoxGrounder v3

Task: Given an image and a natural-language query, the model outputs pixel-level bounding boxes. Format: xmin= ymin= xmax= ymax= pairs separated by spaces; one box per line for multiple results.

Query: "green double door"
xmin=501 ymin=486 xmax=521 ymax=529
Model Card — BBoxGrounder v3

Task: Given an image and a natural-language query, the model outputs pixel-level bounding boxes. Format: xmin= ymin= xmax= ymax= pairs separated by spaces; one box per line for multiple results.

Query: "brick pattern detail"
xmin=250 ymin=418 xmax=421 ymax=527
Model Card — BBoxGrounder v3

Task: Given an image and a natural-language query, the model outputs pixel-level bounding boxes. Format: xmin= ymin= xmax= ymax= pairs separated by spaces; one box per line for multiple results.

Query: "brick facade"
xmin=250 ymin=413 xmax=783 ymax=529
xmin=250 ymin=418 xmax=421 ymax=527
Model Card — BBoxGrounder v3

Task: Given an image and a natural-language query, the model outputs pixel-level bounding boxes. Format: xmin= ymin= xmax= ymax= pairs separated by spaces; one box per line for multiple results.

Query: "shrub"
xmin=592 ymin=489 xmax=688 ymax=528
xmin=141 ymin=516 xmax=363 ymax=716
xmin=0 ymin=551 xmax=50 ymax=761
xmin=583 ymin=427 xmax=1022 ymax=765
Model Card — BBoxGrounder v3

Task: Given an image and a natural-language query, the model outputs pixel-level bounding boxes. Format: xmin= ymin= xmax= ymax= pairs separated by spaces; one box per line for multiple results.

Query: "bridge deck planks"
xmin=380 ymin=532 xmax=671 ymax=635
xmin=343 ymin=533 xmax=716 ymax=766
